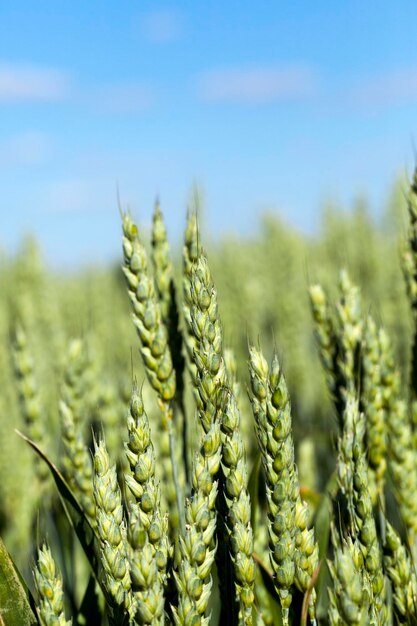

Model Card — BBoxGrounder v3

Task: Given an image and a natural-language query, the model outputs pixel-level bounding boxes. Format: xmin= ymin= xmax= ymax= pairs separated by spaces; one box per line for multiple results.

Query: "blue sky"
xmin=1 ymin=1 xmax=417 ymax=266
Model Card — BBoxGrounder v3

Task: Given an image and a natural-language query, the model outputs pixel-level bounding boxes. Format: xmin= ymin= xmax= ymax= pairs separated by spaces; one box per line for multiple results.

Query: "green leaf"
xmin=0 ymin=535 xmax=38 ymax=625
xmin=248 ymin=452 xmax=262 ymax=533
xmin=16 ymin=433 xmax=103 ymax=591
xmin=264 ymin=590 xmax=282 ymax=626
xmin=17 ymin=431 xmax=127 ymax=624
xmin=314 ymin=492 xmax=332 ymax=560
xmin=313 ymin=489 xmax=332 ymax=618
xmin=253 ymin=553 xmax=282 ymax=626
xmin=77 ymin=574 xmax=103 ymax=625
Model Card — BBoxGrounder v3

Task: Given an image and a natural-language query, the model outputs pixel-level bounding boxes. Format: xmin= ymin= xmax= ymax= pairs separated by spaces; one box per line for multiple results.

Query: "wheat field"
xmin=1 ymin=173 xmax=417 ymax=625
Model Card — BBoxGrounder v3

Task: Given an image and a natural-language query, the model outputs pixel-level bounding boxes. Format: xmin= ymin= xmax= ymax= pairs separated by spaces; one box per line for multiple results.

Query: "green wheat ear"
xmin=402 ymin=168 xmax=417 ymax=320
xmin=379 ymin=327 xmax=417 ymax=553
xmin=151 ymin=201 xmax=185 ymax=381
xmin=310 ymin=271 xmax=363 ymax=427
xmin=60 ymin=398 xmax=96 ymax=524
xmin=220 ymin=390 xmax=255 ymax=625
xmin=151 ymin=200 xmax=188 ymax=480
xmin=328 ymin=538 xmax=370 ymax=626
xmin=182 ymin=207 xmax=200 ymax=383
xmin=173 ymin=253 xmax=224 ymax=625
xmin=12 ymin=324 xmax=49 ymax=483
xmin=151 ymin=199 xmax=174 ymax=325
xmin=93 ymin=436 xmax=132 ymax=611
xmin=384 ymin=521 xmax=417 ymax=623
xmin=59 ymin=339 xmax=96 ymax=524
xmin=349 ymin=404 xmax=388 ymax=625
xmin=122 ymin=211 xmax=184 ymax=532
xmin=309 ymin=283 xmax=345 ymax=422
xmin=128 ymin=504 xmax=166 ymax=626
xmin=33 ymin=543 xmax=72 ymax=626
xmin=249 ymin=347 xmax=297 ymax=626
xmin=122 ymin=212 xmax=175 ymax=402
xmin=186 ymin=248 xmax=256 ymax=623
xmin=361 ymin=316 xmax=387 ymax=506
xmin=172 ymin=428 xmax=220 ymax=626
xmin=124 ymin=386 xmax=171 ymax=591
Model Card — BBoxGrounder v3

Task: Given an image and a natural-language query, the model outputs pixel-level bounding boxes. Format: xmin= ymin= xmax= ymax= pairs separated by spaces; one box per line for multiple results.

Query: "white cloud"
xmin=198 ymin=64 xmax=318 ymax=104
xmin=0 ymin=61 xmax=153 ymax=113
xmin=138 ymin=9 xmax=184 ymax=43
xmin=351 ymin=67 xmax=417 ymax=108
xmin=87 ymin=83 xmax=153 ymax=113
xmin=0 ymin=131 xmax=53 ymax=166
xmin=0 ymin=62 xmax=70 ymax=103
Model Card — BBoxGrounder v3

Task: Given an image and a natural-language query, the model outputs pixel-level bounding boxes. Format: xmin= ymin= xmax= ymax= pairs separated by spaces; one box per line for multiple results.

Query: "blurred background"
xmin=1 ymin=0 xmax=417 ymax=589
xmin=1 ymin=1 xmax=417 ymax=265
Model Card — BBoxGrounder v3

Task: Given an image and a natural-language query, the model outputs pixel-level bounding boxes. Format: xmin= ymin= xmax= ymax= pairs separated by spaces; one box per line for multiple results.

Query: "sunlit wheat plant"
xmin=1 ymin=171 xmax=417 ymax=626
